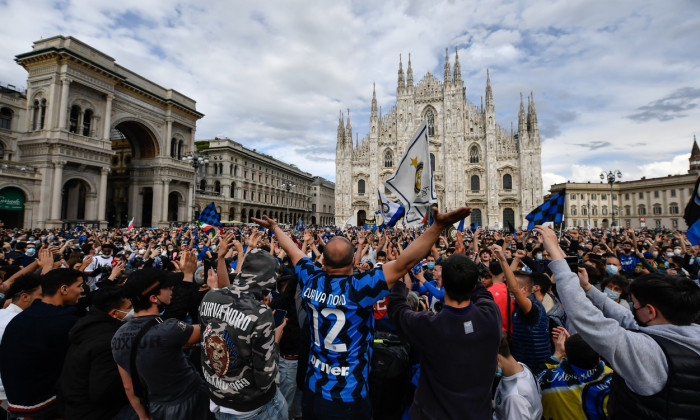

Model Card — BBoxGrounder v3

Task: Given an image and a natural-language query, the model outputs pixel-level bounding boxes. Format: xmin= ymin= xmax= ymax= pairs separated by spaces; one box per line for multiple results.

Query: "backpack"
xmin=371 ymin=331 xmax=410 ymax=379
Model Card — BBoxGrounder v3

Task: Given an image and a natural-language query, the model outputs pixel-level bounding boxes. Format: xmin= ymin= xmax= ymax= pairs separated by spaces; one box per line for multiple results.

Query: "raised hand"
xmin=490 ymin=244 xmax=505 ymax=261
xmin=217 ymin=231 xmax=236 ymax=257
xmin=432 ymin=207 xmax=472 ymax=228
xmin=250 ymin=215 xmax=278 ymax=231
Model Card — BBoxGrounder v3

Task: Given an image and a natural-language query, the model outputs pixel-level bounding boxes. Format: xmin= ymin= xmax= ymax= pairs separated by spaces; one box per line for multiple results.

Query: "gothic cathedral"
xmin=334 ymin=48 xmax=543 ymax=229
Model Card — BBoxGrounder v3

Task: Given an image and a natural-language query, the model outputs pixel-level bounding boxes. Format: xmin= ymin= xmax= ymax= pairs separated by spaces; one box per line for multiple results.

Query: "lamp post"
xmin=281 ymin=182 xmax=295 ymax=225
xmin=182 ymin=151 xmax=209 ymax=223
xmin=600 ymin=170 xmax=622 ymax=228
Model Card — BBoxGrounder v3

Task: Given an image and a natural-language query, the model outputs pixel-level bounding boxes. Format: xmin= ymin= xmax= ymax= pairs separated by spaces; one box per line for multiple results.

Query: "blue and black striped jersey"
xmin=295 ymin=257 xmax=389 ymax=402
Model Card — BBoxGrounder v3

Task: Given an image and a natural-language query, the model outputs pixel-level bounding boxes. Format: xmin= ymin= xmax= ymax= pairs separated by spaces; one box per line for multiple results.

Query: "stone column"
xmin=85 ymin=192 xmax=98 ymax=220
xmin=129 ymin=183 xmax=140 ymax=227
xmin=161 ymin=179 xmax=171 ymax=225
xmin=185 ymin=181 xmax=194 ymax=223
xmin=57 ymin=78 xmax=71 ymax=130
xmin=102 ymin=94 xmax=113 ymax=140
xmin=97 ymin=167 xmax=109 ymax=224
xmin=165 ymin=118 xmax=173 ymax=157
xmin=50 ymin=161 xmax=66 ymax=220
xmin=152 ymin=180 xmax=164 ymax=225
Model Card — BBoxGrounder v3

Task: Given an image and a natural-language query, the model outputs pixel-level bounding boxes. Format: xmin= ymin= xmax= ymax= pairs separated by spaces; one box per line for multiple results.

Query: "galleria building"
xmin=334 ymin=49 xmax=543 ymax=229
xmin=0 ymin=36 xmax=334 ymax=229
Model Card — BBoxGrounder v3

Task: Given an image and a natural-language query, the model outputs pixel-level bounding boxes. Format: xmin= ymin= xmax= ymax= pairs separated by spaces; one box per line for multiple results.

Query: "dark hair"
xmin=441 ymin=254 xmax=479 ymax=303
xmin=6 ymin=273 xmax=42 ymax=301
xmin=91 ymin=286 xmax=127 ymax=313
xmin=41 ymin=268 xmax=83 ymax=297
xmin=630 ymin=273 xmax=700 ymax=325
xmin=489 ymin=260 xmax=503 ymax=276
xmin=323 ymin=237 xmax=354 ymax=268
xmin=498 ymin=334 xmax=511 ymax=358
xmin=532 ymin=273 xmax=551 ymax=294
xmin=601 ymin=275 xmax=629 ymax=294
xmin=376 ymin=251 xmax=387 ymax=259
xmin=565 ymin=334 xmax=599 ymax=370
xmin=513 ymin=270 xmax=534 ymax=292
xmin=582 ymin=265 xmax=603 ymax=286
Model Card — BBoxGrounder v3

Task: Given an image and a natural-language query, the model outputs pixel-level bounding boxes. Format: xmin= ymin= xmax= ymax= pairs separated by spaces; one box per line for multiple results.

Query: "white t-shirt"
xmin=493 ymin=362 xmax=543 ymax=420
xmin=86 ymin=254 xmax=114 ymax=289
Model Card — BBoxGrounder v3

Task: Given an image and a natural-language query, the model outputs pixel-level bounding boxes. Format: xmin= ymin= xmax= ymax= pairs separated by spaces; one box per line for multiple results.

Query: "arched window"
xmin=652 ymin=204 xmax=662 ymax=215
xmin=571 ymin=206 xmax=577 ymax=216
xmin=669 ymin=203 xmax=680 ymax=214
xmin=425 ymin=108 xmax=435 ymax=136
xmin=215 ymin=181 xmax=221 ymax=194
xmin=602 ymin=206 xmax=608 ymax=215
xmin=177 ymin=141 xmax=183 ymax=159
xmin=592 ymin=206 xmax=598 ymax=216
xmin=470 ymin=175 xmax=480 ymax=192
xmin=69 ymin=105 xmax=80 ymax=133
xmin=0 ymin=107 xmax=12 ymax=130
xmin=219 ymin=163 xmax=223 ymax=175
xmin=469 ymin=146 xmax=479 ymax=163
xmin=234 ymin=166 xmax=238 ymax=177
xmin=384 ymin=149 xmax=393 ymax=167
xmin=638 ymin=205 xmax=646 ymax=216
xmin=39 ymin=99 xmax=46 ymax=129
xmin=471 ymin=209 xmax=482 ymax=226
xmin=358 ymin=179 xmax=366 ymax=194
xmin=170 ymin=138 xmax=178 ymax=158
xmin=0 ymin=142 xmax=5 ymax=159
xmin=199 ymin=179 xmax=206 ymax=191
xmin=430 ymin=153 xmax=435 ymax=173
xmin=581 ymin=206 xmax=588 ymax=216
xmin=230 ymin=182 xmax=236 ymax=198
xmin=82 ymin=109 xmax=93 ymax=136
xmin=503 ymin=174 xmax=512 ymax=190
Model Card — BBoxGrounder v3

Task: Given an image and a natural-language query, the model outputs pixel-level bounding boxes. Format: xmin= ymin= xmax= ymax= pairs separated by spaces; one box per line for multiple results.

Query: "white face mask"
xmin=666 ymin=252 xmax=674 ymax=258
xmin=604 ymin=288 xmax=621 ymax=301
xmin=652 ymin=251 xmax=658 ymax=258
xmin=673 ymin=249 xmax=682 ymax=256
xmin=211 ymin=245 xmax=217 ymax=251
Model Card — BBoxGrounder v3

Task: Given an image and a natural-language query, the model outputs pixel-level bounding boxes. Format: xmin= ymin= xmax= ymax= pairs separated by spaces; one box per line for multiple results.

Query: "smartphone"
xmin=565 ymin=256 xmax=579 ymax=273
xmin=203 ymin=259 xmax=215 ymax=275
xmin=273 ymin=309 xmax=287 ymax=327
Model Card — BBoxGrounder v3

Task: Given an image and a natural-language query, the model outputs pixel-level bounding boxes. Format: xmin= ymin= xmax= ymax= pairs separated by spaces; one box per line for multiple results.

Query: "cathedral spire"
xmin=407 ymin=53 xmax=413 ymax=87
xmin=346 ymin=108 xmax=352 ymax=141
xmin=337 ymin=110 xmax=345 ymax=146
xmin=518 ymin=92 xmax=526 ymax=137
xmin=453 ymin=47 xmax=462 ymax=83
xmin=443 ymin=48 xmax=451 ymax=83
xmin=485 ymin=68 xmax=493 ymax=108
xmin=397 ymin=54 xmax=405 ymax=92
xmin=529 ymin=91 xmax=538 ymax=126
xmin=371 ymin=83 xmax=378 ymax=118
xmin=690 ymin=134 xmax=700 ymax=173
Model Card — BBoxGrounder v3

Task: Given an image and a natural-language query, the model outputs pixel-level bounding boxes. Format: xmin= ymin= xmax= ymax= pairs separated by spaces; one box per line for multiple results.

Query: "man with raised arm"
xmin=252 ymin=206 xmax=470 ymax=420
xmin=534 ymin=225 xmax=700 ymax=419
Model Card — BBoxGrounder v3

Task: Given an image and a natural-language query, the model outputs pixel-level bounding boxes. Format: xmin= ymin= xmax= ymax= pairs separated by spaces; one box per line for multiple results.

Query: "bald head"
xmin=323 ymin=237 xmax=354 ymax=268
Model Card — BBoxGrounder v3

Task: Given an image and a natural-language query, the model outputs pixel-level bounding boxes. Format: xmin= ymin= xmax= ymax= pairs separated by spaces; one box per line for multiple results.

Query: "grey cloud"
xmin=627 ymin=87 xmax=700 ymax=122
xmin=572 ymin=141 xmax=612 ymax=150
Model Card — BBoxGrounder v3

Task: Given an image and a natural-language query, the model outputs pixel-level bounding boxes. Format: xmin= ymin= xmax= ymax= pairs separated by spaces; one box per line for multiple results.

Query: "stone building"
xmin=311 ymin=176 xmax=335 ymax=226
xmin=549 ymin=138 xmax=699 ymax=230
xmin=335 ymin=49 xmax=543 ymax=229
xmin=192 ymin=137 xmax=325 ymax=225
xmin=0 ymin=36 xmax=202 ymax=228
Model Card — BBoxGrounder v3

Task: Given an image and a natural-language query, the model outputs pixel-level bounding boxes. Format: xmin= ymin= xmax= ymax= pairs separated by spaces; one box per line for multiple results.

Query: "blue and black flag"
xmin=526 ymin=191 xmax=565 ymax=229
xmin=684 ymin=177 xmax=700 ymax=245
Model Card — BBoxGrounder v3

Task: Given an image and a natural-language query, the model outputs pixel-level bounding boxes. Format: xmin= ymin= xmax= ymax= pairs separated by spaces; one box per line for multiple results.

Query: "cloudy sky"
xmin=1 ymin=0 xmax=698 ymax=194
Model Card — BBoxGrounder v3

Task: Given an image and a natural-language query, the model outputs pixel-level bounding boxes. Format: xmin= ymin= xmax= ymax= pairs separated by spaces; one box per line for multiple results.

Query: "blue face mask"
xmin=26 ymin=248 xmax=36 ymax=257
xmin=536 ymin=253 xmax=543 ymax=261
xmin=426 ymin=262 xmax=435 ymax=270
xmin=605 ymin=265 xmax=619 ymax=275
xmin=604 ymin=287 xmax=621 ymax=301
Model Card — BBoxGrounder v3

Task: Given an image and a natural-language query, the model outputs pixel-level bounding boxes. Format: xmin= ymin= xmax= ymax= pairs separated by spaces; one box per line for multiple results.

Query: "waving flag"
xmin=295 ymin=217 xmax=306 ymax=232
xmin=377 ymin=188 xmax=405 ymax=227
xmin=526 ymin=192 xmax=566 ymax=230
xmin=198 ymin=202 xmax=222 ymax=237
xmin=384 ymin=120 xmax=436 ymax=226
xmin=684 ymin=176 xmax=700 ymax=245
xmin=127 ymin=217 xmax=134 ymax=231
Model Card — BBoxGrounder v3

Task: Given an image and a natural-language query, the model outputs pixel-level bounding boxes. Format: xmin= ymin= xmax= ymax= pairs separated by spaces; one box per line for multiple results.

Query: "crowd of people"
xmin=0 ymin=208 xmax=698 ymax=420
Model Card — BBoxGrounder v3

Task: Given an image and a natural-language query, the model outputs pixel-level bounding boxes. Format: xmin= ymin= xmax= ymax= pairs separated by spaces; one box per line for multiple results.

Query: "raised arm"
xmin=493 ymin=244 xmax=532 ymax=313
xmin=382 ymin=207 xmax=471 ymax=289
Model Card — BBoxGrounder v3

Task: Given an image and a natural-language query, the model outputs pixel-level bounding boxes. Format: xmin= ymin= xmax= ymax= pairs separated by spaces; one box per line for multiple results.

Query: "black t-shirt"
xmin=111 ymin=315 xmax=200 ymax=403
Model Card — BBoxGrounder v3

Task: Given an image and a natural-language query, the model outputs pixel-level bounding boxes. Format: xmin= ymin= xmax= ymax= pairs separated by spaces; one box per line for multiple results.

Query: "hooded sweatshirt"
xmin=199 ymin=249 xmax=280 ymax=412
xmin=58 ymin=308 xmax=130 ymax=420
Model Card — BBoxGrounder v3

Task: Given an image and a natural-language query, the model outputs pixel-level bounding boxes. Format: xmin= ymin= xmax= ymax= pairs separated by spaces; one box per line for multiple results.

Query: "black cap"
xmin=123 ymin=268 xmax=174 ymax=299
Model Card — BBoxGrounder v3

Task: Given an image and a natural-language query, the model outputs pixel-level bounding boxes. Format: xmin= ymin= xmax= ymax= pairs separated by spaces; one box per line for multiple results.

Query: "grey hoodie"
xmin=550 ymin=258 xmax=700 ymax=396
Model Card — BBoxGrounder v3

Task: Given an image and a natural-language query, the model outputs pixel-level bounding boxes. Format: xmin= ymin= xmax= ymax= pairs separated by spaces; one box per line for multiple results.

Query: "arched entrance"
xmin=61 ymin=179 xmax=89 ymax=221
xmin=311 ymin=216 xmax=317 ymax=225
xmin=168 ymin=192 xmax=181 ymax=222
xmin=0 ymin=187 xmax=26 ymax=228
xmin=107 ymin=120 xmax=160 ymax=227
xmin=503 ymin=208 xmax=515 ymax=232
xmin=601 ymin=218 xmax=609 ymax=228
xmin=241 ymin=208 xmax=247 ymax=223
xmin=357 ymin=210 xmax=367 ymax=227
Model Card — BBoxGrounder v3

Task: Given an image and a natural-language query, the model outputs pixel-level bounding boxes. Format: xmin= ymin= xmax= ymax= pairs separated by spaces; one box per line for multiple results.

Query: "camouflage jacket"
xmin=199 ymin=249 xmax=280 ymax=412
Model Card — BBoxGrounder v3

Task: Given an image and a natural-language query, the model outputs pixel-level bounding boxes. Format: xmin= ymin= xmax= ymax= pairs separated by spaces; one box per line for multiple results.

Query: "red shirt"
xmin=488 ymin=282 xmax=514 ymax=333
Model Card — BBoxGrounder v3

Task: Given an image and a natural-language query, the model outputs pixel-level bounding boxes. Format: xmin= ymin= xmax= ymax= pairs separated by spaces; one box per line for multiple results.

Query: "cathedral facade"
xmin=335 ymin=49 xmax=543 ymax=229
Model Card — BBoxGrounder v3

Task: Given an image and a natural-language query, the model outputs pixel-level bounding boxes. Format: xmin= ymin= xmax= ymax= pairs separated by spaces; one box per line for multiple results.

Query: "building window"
xmin=230 ymin=182 xmax=236 ymax=198
xmin=243 ymin=190 xmax=247 ymax=200
xmin=571 ymin=206 xmax=577 ymax=216
xmin=654 ymin=191 xmax=659 ymax=198
xmin=672 ymin=219 xmax=678 ymax=228
xmin=655 ymin=219 xmax=661 ymax=227
xmin=670 ymin=189 xmax=676 ymax=197
xmin=425 ymin=109 xmax=435 ymax=136
xmin=602 ymin=194 xmax=607 ymax=200
xmin=503 ymin=174 xmax=512 ymax=191
xmin=639 ymin=192 xmax=644 ymax=199
xmin=470 ymin=175 xmax=480 ymax=192
xmin=384 ymin=149 xmax=393 ymax=167
xmin=0 ymin=107 xmax=12 ymax=130
xmin=471 ymin=209 xmax=482 ymax=226
xmin=469 ymin=146 xmax=479 ymax=164
xmin=638 ymin=205 xmax=646 ymax=215
xmin=430 ymin=153 xmax=435 ymax=174
xmin=592 ymin=206 xmax=598 ymax=216
xmin=669 ymin=203 xmax=679 ymax=214
xmin=358 ymin=179 xmax=365 ymax=194
xmin=215 ymin=181 xmax=221 ymax=194
xmin=612 ymin=194 xmax=617 ymax=200
xmin=625 ymin=193 xmax=630 ymax=200
xmin=625 ymin=206 xmax=631 ymax=216
xmin=177 ymin=141 xmax=183 ymax=159
xmin=591 ymin=193 xmax=596 ymax=199
xmin=570 ymin=193 xmax=576 ymax=200
xmin=503 ymin=208 xmax=515 ymax=231
xmin=170 ymin=138 xmax=177 ymax=158
xmin=580 ymin=193 xmax=586 ymax=200
xmin=82 ymin=109 xmax=92 ymax=136
xmin=581 ymin=206 xmax=588 ymax=216
xmin=602 ymin=206 xmax=608 ymax=215
xmin=652 ymin=204 xmax=662 ymax=215
xmin=199 ymin=179 xmax=206 ymax=191
xmin=69 ymin=105 xmax=80 ymax=133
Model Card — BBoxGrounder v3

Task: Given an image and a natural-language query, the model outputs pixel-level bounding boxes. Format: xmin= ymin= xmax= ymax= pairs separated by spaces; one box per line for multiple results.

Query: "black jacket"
xmin=58 ymin=308 xmax=130 ymax=420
